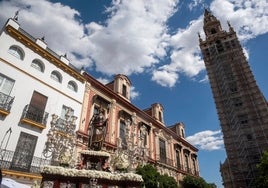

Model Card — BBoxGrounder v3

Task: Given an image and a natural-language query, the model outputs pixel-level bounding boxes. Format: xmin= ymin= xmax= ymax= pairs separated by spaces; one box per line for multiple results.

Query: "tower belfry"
xmin=199 ymin=9 xmax=268 ymax=188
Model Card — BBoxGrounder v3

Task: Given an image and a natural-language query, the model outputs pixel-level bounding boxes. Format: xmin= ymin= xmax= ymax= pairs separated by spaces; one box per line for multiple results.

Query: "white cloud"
xmin=0 ymin=0 xmax=267 ymax=88
xmin=198 ymin=75 xmax=209 ymax=83
xmin=154 ymin=0 xmax=268 ymax=87
xmin=152 ymin=68 xmax=178 ymax=87
xmin=188 ymin=0 xmax=204 ymax=11
xmin=0 ymin=0 xmax=93 ymax=69
xmin=87 ymin=0 xmax=178 ymax=75
xmin=97 ymin=77 xmax=110 ymax=85
xmin=186 ymin=130 xmax=224 ymax=151
xmin=210 ymin=0 xmax=268 ymax=41
xmin=130 ymin=86 xmax=140 ymax=100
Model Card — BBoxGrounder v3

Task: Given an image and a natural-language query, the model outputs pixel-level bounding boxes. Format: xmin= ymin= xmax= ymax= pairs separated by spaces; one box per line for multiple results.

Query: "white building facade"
xmin=0 ymin=17 xmax=85 ymax=185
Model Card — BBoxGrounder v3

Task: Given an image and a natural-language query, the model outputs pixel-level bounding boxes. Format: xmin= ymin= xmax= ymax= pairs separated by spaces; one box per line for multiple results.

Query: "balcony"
xmin=0 ymin=92 xmax=14 ymax=116
xmin=20 ymin=104 xmax=49 ymax=129
xmin=156 ymin=154 xmax=173 ymax=166
xmin=155 ymin=155 xmax=199 ymax=176
xmin=0 ymin=149 xmax=51 ymax=174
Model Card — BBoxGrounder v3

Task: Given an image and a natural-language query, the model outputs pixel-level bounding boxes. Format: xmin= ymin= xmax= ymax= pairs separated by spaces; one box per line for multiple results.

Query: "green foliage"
xmin=136 ymin=164 xmax=178 ymax=188
xmin=181 ymin=175 xmax=216 ymax=188
xmin=254 ymin=151 xmax=268 ymax=188
xmin=159 ymin=174 xmax=178 ymax=188
xmin=136 ymin=164 xmax=159 ymax=188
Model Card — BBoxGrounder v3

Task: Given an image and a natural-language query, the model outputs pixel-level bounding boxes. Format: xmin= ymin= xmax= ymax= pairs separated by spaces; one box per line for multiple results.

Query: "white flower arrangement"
xmin=79 ymin=150 xmax=110 ymax=157
xmin=59 ymin=150 xmax=72 ymax=165
xmin=40 ymin=165 xmax=143 ymax=182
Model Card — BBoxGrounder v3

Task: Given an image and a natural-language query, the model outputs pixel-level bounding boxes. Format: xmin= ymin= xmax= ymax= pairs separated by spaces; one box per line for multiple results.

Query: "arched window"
xmin=67 ymin=81 xmax=78 ymax=92
xmin=50 ymin=70 xmax=62 ymax=83
xmin=8 ymin=45 xmax=24 ymax=60
xmin=211 ymin=28 xmax=217 ymax=34
xmin=31 ymin=59 xmax=44 ymax=72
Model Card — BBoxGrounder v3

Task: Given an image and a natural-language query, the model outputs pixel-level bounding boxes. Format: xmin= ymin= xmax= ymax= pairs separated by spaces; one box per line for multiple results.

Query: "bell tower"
xmin=199 ymin=9 xmax=268 ymax=188
xmin=203 ymin=9 xmax=222 ymax=37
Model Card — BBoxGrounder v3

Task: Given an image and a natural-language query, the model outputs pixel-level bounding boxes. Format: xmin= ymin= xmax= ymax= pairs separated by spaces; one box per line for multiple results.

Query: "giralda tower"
xmin=199 ymin=9 xmax=268 ymax=188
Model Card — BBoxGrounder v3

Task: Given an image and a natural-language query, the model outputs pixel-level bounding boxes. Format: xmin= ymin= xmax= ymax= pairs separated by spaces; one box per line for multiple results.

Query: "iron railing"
xmin=0 ymin=92 xmax=14 ymax=112
xmin=0 ymin=149 xmax=51 ymax=173
xmin=155 ymin=154 xmax=199 ymax=176
xmin=156 ymin=154 xmax=173 ymax=166
xmin=21 ymin=104 xmax=49 ymax=125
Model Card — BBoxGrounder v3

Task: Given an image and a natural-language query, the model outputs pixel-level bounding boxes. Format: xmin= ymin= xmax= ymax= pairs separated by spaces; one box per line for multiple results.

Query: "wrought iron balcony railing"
xmin=0 ymin=92 xmax=14 ymax=115
xmin=155 ymin=154 xmax=199 ymax=176
xmin=156 ymin=154 xmax=173 ymax=166
xmin=0 ymin=149 xmax=51 ymax=173
xmin=21 ymin=104 xmax=49 ymax=129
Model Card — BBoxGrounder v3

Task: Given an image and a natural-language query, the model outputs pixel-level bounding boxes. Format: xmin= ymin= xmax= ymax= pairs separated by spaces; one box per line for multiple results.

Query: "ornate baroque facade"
xmin=199 ymin=9 xmax=268 ymax=188
xmin=76 ymin=73 xmax=199 ymax=186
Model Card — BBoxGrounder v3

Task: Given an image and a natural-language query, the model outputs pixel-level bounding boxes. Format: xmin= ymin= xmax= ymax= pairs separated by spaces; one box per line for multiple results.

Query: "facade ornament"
xmin=88 ymin=108 xmax=108 ymax=151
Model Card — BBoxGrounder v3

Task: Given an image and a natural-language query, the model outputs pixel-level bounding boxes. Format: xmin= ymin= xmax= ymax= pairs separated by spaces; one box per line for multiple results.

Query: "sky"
xmin=0 ymin=0 xmax=268 ymax=187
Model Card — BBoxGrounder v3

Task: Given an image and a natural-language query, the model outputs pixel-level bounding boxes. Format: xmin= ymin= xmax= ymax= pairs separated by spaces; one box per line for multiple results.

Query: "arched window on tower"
xmin=211 ymin=28 xmax=217 ymax=34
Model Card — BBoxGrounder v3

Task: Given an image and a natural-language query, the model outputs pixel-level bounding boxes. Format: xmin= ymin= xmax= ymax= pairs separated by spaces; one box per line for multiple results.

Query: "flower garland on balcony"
xmin=79 ymin=150 xmax=110 ymax=157
xmin=40 ymin=165 xmax=143 ymax=182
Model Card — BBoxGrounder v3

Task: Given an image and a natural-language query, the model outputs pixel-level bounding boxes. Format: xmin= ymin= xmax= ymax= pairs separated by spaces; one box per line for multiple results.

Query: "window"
xmin=216 ymin=40 xmax=224 ymax=53
xmin=185 ymin=154 xmax=189 ymax=171
xmin=50 ymin=70 xmax=62 ymax=83
xmin=0 ymin=73 xmax=15 ymax=95
xmin=122 ymin=84 xmax=127 ymax=97
xmin=229 ymin=82 xmax=238 ymax=93
xmin=25 ymin=91 xmax=48 ymax=124
xmin=11 ymin=132 xmax=37 ymax=172
xmin=67 ymin=81 xmax=78 ymax=92
xmin=61 ymin=105 xmax=74 ymax=119
xmin=8 ymin=45 xmax=24 ymax=60
xmin=159 ymin=138 xmax=166 ymax=163
xmin=211 ymin=28 xmax=217 ymax=34
xmin=94 ymin=106 xmax=100 ymax=115
xmin=57 ymin=105 xmax=74 ymax=131
xmin=176 ymin=149 xmax=181 ymax=168
xmin=158 ymin=111 xmax=162 ymax=122
xmin=139 ymin=124 xmax=147 ymax=147
xmin=192 ymin=158 xmax=197 ymax=174
xmin=181 ymin=129 xmax=185 ymax=138
xmin=31 ymin=59 xmax=44 ymax=72
xmin=238 ymin=114 xmax=248 ymax=125
xmin=233 ymin=97 xmax=243 ymax=107
xmin=120 ymin=121 xmax=127 ymax=150
xmin=0 ymin=73 xmax=15 ymax=110
xmin=247 ymin=134 xmax=253 ymax=141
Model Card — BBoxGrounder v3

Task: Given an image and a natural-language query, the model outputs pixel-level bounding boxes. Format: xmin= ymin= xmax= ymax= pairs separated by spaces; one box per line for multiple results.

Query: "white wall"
xmin=0 ymin=20 xmax=85 ymax=158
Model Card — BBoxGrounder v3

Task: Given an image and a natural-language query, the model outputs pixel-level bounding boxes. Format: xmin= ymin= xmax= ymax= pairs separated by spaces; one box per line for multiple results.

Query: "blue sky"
xmin=0 ymin=0 xmax=268 ymax=187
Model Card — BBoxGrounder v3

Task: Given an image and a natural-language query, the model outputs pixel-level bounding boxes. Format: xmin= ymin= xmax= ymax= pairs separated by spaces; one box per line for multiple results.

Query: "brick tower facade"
xmin=199 ymin=9 xmax=268 ymax=188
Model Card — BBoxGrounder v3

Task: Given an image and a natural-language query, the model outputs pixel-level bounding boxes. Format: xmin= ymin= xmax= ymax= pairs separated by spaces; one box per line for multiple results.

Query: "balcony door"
xmin=11 ymin=132 xmax=37 ymax=172
xmin=159 ymin=138 xmax=167 ymax=163
xmin=30 ymin=91 xmax=47 ymax=111
xmin=27 ymin=91 xmax=47 ymax=123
